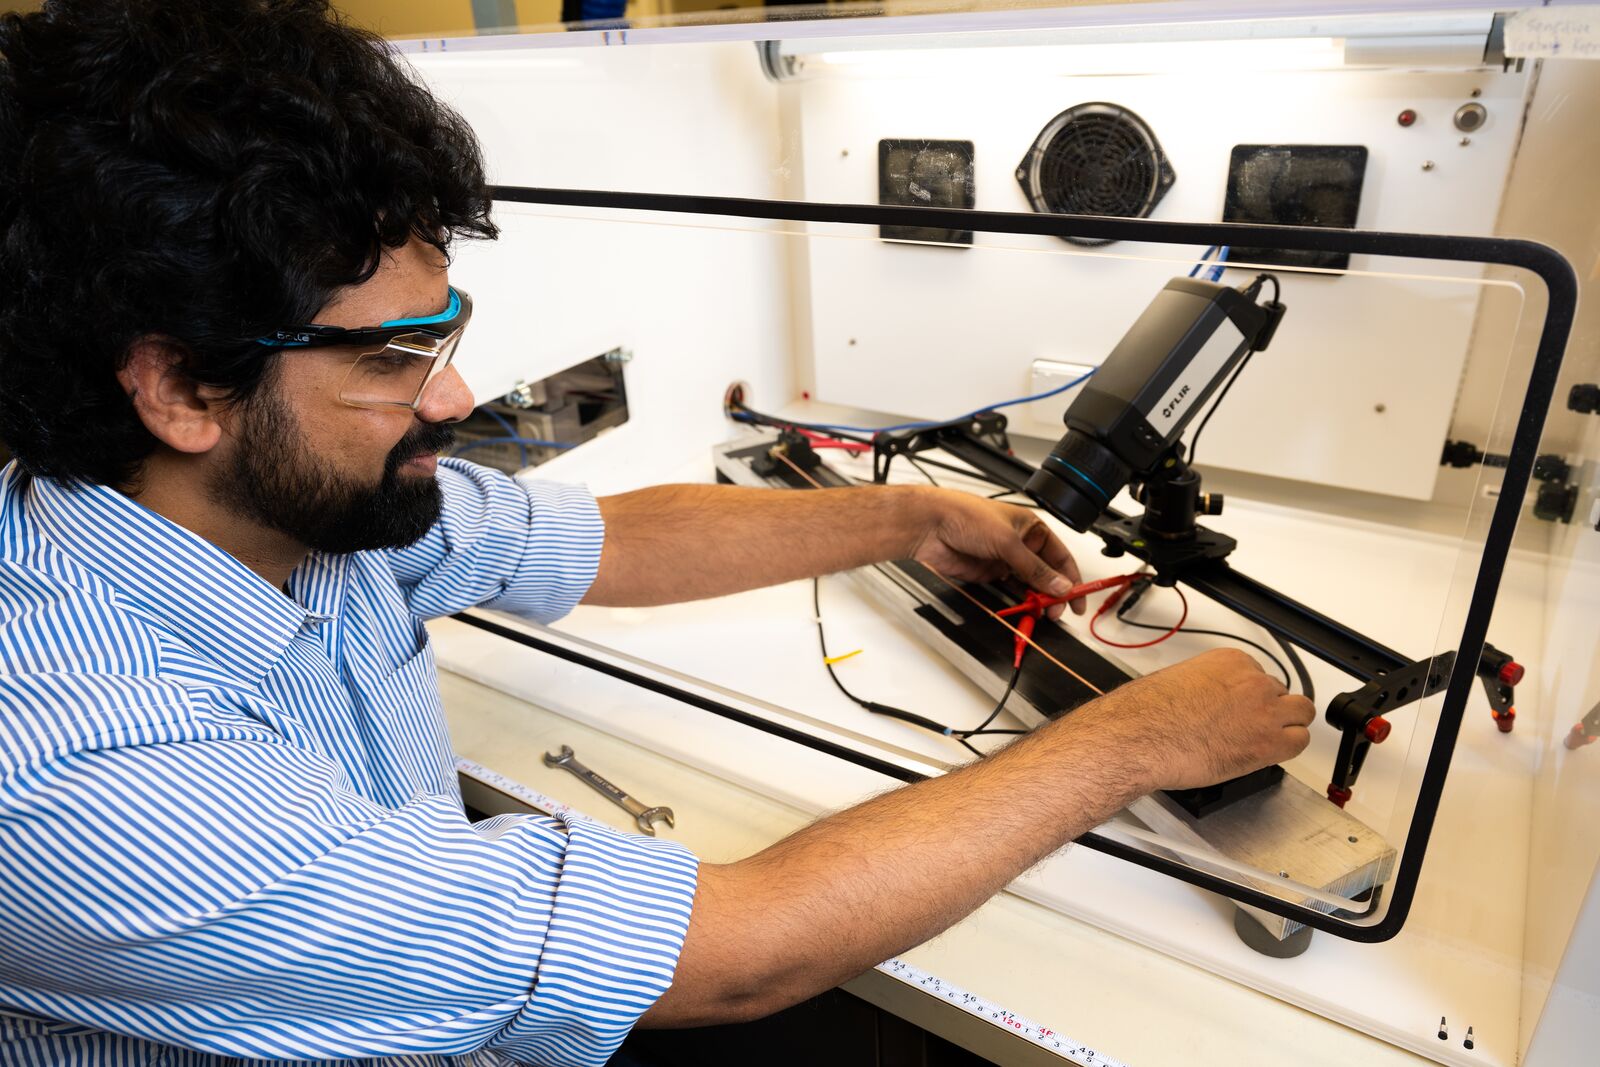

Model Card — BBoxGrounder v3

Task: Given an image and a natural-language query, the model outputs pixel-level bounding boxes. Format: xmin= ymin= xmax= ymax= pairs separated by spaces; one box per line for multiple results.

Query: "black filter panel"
xmin=878 ymin=139 xmax=975 ymax=246
xmin=1223 ymin=145 xmax=1369 ymax=271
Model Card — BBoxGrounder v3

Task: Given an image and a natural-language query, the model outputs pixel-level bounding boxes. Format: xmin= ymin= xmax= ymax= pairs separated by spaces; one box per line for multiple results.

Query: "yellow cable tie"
xmin=823 ymin=649 xmax=863 ymax=666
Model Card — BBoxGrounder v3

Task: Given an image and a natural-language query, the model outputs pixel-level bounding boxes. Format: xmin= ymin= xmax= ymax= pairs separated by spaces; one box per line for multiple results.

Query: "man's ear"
xmin=116 ymin=338 xmax=225 ymax=454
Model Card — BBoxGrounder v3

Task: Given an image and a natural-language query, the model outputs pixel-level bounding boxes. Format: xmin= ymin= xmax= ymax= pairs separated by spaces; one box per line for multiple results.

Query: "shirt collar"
xmin=27 ymin=474 xmax=327 ymax=685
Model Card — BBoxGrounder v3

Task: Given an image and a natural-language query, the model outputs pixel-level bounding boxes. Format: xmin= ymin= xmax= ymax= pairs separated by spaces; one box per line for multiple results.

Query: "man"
xmin=0 ymin=2 xmax=1314 ymax=1065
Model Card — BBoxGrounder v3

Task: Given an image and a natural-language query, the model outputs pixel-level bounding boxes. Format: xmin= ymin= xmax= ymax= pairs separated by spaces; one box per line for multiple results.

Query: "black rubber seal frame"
xmin=475 ymin=185 xmax=1578 ymax=943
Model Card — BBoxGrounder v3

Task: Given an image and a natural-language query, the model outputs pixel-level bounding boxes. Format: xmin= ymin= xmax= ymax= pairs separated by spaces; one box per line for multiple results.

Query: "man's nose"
xmin=417 ymin=365 xmax=474 ymax=424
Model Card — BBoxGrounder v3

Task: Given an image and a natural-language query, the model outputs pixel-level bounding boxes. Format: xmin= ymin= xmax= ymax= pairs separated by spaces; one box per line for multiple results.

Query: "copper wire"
xmin=772 ymin=447 xmax=1107 ymax=698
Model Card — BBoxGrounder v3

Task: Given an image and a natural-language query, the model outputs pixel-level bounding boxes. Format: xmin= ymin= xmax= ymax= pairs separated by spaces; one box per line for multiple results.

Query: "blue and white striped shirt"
xmin=0 ymin=459 xmax=699 ymax=1067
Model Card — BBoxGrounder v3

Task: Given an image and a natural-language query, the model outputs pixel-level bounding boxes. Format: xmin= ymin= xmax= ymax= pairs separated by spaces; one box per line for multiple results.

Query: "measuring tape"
xmin=875 ymin=958 xmax=1126 ymax=1066
xmin=455 ymin=758 xmax=1124 ymax=1066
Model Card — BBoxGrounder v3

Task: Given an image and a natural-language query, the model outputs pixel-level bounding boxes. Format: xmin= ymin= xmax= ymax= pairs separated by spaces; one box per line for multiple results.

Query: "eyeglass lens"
xmin=340 ymin=332 xmax=462 ymax=409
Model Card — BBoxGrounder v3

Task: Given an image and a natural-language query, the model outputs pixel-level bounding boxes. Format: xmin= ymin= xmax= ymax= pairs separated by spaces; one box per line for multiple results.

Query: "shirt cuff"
xmin=484 ymin=480 xmax=605 ymax=624
xmin=494 ymin=818 xmax=699 ymax=1066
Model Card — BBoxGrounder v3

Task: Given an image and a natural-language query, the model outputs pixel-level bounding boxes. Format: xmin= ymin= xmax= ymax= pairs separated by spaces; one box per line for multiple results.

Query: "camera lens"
xmin=1025 ymin=430 xmax=1131 ymax=531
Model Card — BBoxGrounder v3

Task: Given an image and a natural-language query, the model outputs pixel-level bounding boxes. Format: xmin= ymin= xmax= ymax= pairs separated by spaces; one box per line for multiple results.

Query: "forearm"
xmin=641 ymin=691 xmax=1154 ymax=1026
xmin=585 ymin=483 xmax=930 ymax=606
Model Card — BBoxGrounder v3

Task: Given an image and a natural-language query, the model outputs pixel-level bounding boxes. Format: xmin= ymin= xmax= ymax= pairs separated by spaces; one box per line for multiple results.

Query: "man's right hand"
xmin=1072 ymin=647 xmax=1316 ymax=793
xmin=647 ymin=646 xmax=1318 ymax=1028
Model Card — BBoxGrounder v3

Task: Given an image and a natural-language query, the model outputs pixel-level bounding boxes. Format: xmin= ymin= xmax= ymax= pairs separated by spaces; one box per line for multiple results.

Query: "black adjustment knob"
xmin=1202 ymin=492 xmax=1225 ymax=516
xmin=1533 ymin=453 xmax=1571 ymax=484
xmin=1570 ymin=383 xmax=1600 ymax=415
xmin=1534 ymin=482 xmax=1578 ymax=524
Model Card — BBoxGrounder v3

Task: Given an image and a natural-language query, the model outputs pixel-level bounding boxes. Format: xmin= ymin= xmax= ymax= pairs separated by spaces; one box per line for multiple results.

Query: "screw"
xmin=1422 ymin=161 xmax=1436 ymax=171
xmin=1348 ymin=835 xmax=1359 ymax=843
xmin=840 ymin=148 xmax=849 ymax=158
xmin=1464 ymin=1026 xmax=1475 ymax=1050
xmin=1375 ymin=403 xmax=1387 ymax=413
xmin=1460 ymin=136 xmax=1472 ymax=146
xmin=1471 ymin=88 xmax=1482 ymax=97
xmin=848 ymin=338 xmax=857 ymax=346
xmin=1278 ymin=870 xmax=1289 ymax=878
xmin=1439 ymin=1017 xmax=1448 ymax=1040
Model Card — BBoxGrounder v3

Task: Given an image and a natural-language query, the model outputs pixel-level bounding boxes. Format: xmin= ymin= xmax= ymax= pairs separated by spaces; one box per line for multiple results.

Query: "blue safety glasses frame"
xmin=256 ymin=287 xmax=474 ymax=412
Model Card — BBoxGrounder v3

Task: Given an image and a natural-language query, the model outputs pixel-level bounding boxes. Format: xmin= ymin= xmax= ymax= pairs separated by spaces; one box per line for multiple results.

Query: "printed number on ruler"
xmin=456 ymin=757 xmax=600 ymax=824
xmin=460 ymin=759 xmax=1127 ymax=1066
xmin=876 ymin=959 xmax=1127 ymax=1066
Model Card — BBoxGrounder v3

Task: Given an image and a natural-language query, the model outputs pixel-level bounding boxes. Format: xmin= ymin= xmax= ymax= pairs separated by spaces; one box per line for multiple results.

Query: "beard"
xmin=209 ymin=385 xmax=454 ymax=555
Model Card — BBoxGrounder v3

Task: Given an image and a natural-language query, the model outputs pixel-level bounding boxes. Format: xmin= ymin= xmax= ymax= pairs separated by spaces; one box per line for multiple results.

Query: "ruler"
xmin=455 ymin=757 xmax=1126 ymax=1067
xmin=875 ymin=958 xmax=1127 ymax=1066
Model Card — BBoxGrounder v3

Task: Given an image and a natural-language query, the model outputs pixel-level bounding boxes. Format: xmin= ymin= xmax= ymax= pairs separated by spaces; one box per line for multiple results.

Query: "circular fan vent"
xmin=1016 ymin=102 xmax=1176 ymax=246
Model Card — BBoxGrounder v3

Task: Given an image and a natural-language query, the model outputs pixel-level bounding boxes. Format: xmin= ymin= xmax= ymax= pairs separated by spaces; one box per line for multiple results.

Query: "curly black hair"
xmin=0 ymin=0 xmax=498 ymax=486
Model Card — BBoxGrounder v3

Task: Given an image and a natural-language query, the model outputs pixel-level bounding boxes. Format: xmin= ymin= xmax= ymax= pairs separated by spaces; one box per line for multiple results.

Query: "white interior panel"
xmin=407 ymin=47 xmax=795 ymax=490
xmin=796 ymin=65 xmax=1527 ymax=499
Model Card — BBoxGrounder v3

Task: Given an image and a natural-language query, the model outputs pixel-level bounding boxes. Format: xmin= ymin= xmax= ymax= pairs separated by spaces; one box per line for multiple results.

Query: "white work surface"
xmin=430 ymin=440 xmax=1546 ymax=1067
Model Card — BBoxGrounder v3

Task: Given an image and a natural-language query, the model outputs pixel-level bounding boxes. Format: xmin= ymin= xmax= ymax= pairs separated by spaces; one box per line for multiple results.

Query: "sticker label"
xmin=1506 ymin=8 xmax=1600 ymax=59
xmin=1144 ymin=319 xmax=1245 ymax=436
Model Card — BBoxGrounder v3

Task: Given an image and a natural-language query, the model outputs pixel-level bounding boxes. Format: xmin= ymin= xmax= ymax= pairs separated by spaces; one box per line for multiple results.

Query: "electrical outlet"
xmin=1022 ymin=359 xmax=1097 ymax=435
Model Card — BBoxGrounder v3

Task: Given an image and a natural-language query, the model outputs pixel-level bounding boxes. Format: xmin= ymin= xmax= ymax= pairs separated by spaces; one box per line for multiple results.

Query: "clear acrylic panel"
xmin=412 ymin=12 xmax=1594 ymax=1063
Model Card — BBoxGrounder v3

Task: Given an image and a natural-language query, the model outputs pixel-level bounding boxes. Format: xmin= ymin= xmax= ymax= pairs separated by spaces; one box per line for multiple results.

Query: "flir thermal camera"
xmin=1025 ymin=275 xmax=1285 ymax=531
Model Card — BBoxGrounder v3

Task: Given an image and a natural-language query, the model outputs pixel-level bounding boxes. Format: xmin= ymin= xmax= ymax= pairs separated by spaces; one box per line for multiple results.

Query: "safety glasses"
xmin=257 ymin=287 xmax=473 ymax=411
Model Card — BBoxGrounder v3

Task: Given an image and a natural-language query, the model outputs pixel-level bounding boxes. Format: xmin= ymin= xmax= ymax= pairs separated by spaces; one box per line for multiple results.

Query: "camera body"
xmin=1026 ymin=276 xmax=1282 ymax=531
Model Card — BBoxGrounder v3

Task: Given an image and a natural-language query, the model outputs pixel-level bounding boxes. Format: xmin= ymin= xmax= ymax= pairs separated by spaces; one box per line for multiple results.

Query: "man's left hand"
xmin=904 ymin=488 xmax=1086 ymax=617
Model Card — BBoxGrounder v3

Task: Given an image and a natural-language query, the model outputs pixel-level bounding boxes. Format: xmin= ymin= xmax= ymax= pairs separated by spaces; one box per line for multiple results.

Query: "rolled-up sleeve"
xmin=387 ymin=459 xmax=605 ymax=623
xmin=0 ymin=723 xmax=698 ymax=1066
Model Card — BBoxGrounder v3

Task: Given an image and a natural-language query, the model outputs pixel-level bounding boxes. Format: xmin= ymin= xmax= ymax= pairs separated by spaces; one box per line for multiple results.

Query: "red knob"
xmin=1327 ymin=783 xmax=1353 ymax=808
xmin=1493 ymin=707 xmax=1516 ymax=733
xmin=1498 ymin=661 xmax=1524 ymax=686
xmin=1363 ymin=717 xmax=1391 ymax=744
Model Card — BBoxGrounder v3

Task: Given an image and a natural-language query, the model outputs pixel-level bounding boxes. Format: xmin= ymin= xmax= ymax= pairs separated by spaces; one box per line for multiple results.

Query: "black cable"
xmin=1187 ymin=350 xmax=1253 ymax=467
xmin=906 ymin=457 xmax=941 ymax=487
xmin=1188 ymin=272 xmax=1279 ymax=467
xmin=814 ymin=577 xmax=1016 ymax=757
xmin=1115 ymin=585 xmax=1292 ymax=688
xmin=1272 ymin=632 xmax=1315 ymax=701
xmin=890 ymin=453 xmax=1011 ymax=488
xmin=956 ymin=665 xmax=1021 ymax=737
xmin=985 ymin=489 xmax=1048 ymax=511
xmin=728 ymin=401 xmax=875 ymax=446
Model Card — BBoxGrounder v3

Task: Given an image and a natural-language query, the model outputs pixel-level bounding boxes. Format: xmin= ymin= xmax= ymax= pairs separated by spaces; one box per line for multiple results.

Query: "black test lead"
xmin=1438 ymin=1017 xmax=1448 ymax=1040
xmin=1464 ymin=1026 xmax=1474 ymax=1050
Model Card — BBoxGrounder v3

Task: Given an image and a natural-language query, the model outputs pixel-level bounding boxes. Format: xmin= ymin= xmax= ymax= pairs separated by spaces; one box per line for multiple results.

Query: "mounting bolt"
xmin=1421 ymin=160 xmax=1436 ymax=171
xmin=1460 ymin=136 xmax=1472 ymax=146
xmin=504 ymin=381 xmax=539 ymax=409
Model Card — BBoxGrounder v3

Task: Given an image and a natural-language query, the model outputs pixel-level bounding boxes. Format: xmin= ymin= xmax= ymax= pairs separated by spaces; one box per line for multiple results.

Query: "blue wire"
xmin=732 ymin=367 xmax=1099 ymax=437
xmin=1187 ymin=245 xmax=1218 ymax=278
xmin=451 ymin=436 xmax=574 ymax=462
xmin=1206 ymin=245 xmax=1231 ymax=283
xmin=475 ymin=406 xmax=527 ymax=467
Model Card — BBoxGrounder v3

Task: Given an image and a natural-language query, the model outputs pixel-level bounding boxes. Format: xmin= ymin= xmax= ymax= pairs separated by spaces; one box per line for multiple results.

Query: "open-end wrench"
xmin=542 ymin=745 xmax=676 ymax=836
